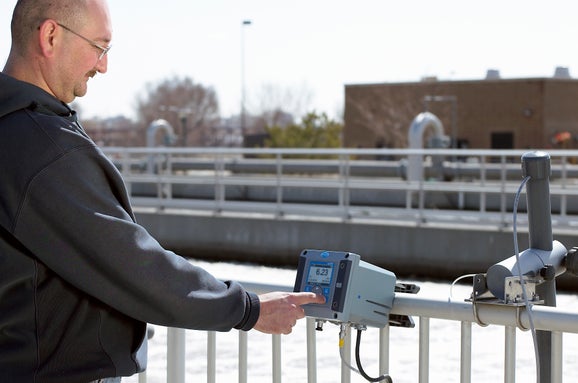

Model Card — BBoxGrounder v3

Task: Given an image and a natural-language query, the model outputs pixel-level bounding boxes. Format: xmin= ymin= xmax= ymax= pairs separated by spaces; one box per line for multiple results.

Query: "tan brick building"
xmin=344 ymin=73 xmax=578 ymax=150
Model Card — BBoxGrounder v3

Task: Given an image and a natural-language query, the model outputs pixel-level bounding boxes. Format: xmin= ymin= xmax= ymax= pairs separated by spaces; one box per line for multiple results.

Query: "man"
xmin=0 ymin=1 xmax=324 ymax=382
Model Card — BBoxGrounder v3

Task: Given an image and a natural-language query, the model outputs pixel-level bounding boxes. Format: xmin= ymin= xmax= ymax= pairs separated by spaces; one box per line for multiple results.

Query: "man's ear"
xmin=37 ymin=19 xmax=59 ymax=58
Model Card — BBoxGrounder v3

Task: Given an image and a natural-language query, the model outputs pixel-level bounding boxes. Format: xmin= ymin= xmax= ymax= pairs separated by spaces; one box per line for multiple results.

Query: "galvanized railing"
xmin=132 ymin=280 xmax=578 ymax=383
xmin=106 ymin=148 xmax=578 ymax=382
xmin=103 ymin=147 xmax=578 ymax=229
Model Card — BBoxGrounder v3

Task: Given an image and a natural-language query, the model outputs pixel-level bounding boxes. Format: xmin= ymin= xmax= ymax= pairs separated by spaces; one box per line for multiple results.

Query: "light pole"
xmin=241 ymin=19 xmax=252 ymax=142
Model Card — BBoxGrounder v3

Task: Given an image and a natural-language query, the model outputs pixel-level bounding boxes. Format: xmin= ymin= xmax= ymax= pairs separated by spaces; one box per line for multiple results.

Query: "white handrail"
xmin=136 ymin=280 xmax=578 ymax=383
xmin=103 ymin=147 xmax=578 ymax=229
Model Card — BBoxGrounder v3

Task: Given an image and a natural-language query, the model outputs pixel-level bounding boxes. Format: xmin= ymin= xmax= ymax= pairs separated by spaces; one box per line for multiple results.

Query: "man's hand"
xmin=253 ymin=291 xmax=325 ymax=335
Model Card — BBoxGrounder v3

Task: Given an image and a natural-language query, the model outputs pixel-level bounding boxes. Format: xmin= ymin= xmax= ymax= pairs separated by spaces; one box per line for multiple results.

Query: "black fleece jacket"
xmin=0 ymin=72 xmax=259 ymax=383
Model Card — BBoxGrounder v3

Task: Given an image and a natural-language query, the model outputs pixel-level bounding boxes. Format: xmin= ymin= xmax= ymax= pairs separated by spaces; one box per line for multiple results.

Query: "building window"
xmin=491 ymin=132 xmax=514 ymax=149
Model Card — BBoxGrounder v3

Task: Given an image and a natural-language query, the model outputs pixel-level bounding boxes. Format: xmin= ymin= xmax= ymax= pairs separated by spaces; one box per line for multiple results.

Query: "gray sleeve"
xmin=14 ymin=147 xmax=258 ymax=331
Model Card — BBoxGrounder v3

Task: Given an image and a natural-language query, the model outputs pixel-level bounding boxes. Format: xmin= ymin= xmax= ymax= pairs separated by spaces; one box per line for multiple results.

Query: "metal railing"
xmin=108 ymin=148 xmax=578 ymax=382
xmin=134 ymin=280 xmax=578 ymax=383
xmin=103 ymin=147 xmax=578 ymax=229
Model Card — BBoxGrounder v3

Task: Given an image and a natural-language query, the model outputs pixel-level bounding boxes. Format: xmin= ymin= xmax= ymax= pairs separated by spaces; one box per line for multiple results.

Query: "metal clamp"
xmin=471 ymin=294 xmax=489 ymax=327
xmin=515 ymin=305 xmax=529 ymax=331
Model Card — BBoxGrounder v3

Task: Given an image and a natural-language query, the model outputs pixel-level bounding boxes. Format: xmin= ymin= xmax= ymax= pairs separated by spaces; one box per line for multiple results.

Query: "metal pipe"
xmin=379 ymin=325 xmax=390 ymax=378
xmin=341 ymin=327 xmax=351 ymax=383
xmin=407 ymin=112 xmax=446 ymax=181
xmin=460 ymin=321 xmax=471 ymax=383
xmin=419 ymin=317 xmax=430 ymax=383
xmin=389 ymin=294 xmax=578 ymax=333
xmin=504 ymin=326 xmax=516 ymax=383
xmin=522 ymin=151 xmax=556 ymax=383
xmin=306 ymin=318 xmax=317 ymax=383
xmin=207 ymin=331 xmax=216 ymax=383
xmin=167 ymin=327 xmax=186 ymax=383
xmin=522 ymin=151 xmax=553 ymax=250
xmin=238 ymin=331 xmax=248 ymax=383
xmin=551 ymin=331 xmax=563 ymax=383
xmin=272 ymin=334 xmax=282 ymax=383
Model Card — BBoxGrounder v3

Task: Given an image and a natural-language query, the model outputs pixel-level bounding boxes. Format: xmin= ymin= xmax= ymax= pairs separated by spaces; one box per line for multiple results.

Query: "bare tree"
xmin=344 ymin=85 xmax=426 ymax=148
xmin=248 ymin=83 xmax=314 ymax=132
xmin=136 ymin=76 xmax=220 ymax=146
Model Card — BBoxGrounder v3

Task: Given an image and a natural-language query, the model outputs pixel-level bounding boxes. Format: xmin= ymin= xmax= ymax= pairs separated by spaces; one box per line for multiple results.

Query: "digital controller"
xmin=293 ymin=249 xmax=397 ymax=328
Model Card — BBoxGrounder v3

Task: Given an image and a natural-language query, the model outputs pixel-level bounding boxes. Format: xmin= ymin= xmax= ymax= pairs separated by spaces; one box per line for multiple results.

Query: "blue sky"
xmin=2 ymin=0 xmax=577 ymax=121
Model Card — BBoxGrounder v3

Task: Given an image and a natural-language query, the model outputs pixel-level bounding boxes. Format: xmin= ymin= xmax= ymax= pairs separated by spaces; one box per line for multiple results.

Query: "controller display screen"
xmin=307 ymin=262 xmax=333 ymax=285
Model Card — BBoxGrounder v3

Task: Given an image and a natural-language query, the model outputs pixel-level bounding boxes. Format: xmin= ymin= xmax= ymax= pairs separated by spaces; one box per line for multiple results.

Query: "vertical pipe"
xmin=272 ymin=334 xmax=282 ymax=383
xmin=561 ymin=156 xmax=568 ymax=216
xmin=522 ymin=151 xmax=553 ymax=250
xmin=406 ymin=187 xmax=412 ymax=210
xmin=379 ymin=325 xmax=390 ymax=377
xmin=207 ymin=331 xmax=216 ymax=383
xmin=167 ymin=327 xmax=186 ymax=383
xmin=460 ymin=321 xmax=471 ymax=383
xmin=504 ymin=326 xmax=516 ymax=383
xmin=341 ymin=328 xmax=351 ymax=383
xmin=551 ymin=331 xmax=563 ymax=383
xmin=338 ymin=153 xmax=352 ymax=219
xmin=480 ymin=155 xmax=486 ymax=213
xmin=338 ymin=154 xmax=345 ymax=214
xmin=238 ymin=331 xmax=248 ymax=383
xmin=418 ymin=177 xmax=425 ymax=224
xmin=275 ymin=153 xmax=283 ymax=217
xmin=521 ymin=151 xmax=555 ymax=382
xmin=419 ymin=317 xmax=430 ymax=383
xmin=306 ymin=318 xmax=317 ymax=383
xmin=499 ymin=155 xmax=507 ymax=226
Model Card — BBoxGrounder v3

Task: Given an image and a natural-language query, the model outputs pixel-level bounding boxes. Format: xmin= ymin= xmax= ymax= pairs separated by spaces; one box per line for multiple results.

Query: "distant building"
xmin=83 ymin=116 xmax=144 ymax=147
xmin=344 ymin=68 xmax=578 ymax=150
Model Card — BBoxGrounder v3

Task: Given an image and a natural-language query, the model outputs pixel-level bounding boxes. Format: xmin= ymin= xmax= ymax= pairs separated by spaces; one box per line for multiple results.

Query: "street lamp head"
xmin=242 ymin=20 xmax=252 ymax=25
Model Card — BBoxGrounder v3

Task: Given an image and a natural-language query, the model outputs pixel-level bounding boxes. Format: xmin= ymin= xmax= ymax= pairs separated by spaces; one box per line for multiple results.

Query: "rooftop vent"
xmin=485 ymin=69 xmax=501 ymax=80
xmin=421 ymin=76 xmax=438 ymax=82
xmin=553 ymin=66 xmax=571 ymax=79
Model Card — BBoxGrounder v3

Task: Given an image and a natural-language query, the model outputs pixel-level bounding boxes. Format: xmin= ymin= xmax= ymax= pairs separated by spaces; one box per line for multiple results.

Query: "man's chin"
xmin=74 ymin=85 xmax=89 ymax=100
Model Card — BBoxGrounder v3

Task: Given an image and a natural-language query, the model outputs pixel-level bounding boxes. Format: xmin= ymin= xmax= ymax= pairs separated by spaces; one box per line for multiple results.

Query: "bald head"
xmin=11 ymin=0 xmax=90 ymax=54
xmin=4 ymin=0 xmax=112 ymax=103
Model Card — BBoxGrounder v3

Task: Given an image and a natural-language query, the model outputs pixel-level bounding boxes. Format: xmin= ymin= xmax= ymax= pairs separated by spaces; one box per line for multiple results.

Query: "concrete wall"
xmin=135 ymin=210 xmax=577 ymax=291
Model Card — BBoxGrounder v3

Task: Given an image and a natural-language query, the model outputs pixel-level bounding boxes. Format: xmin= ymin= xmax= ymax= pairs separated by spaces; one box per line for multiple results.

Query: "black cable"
xmin=355 ymin=329 xmax=393 ymax=383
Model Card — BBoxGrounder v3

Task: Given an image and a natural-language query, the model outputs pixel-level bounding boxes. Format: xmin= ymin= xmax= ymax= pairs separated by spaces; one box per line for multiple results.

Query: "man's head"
xmin=4 ymin=0 xmax=112 ymax=103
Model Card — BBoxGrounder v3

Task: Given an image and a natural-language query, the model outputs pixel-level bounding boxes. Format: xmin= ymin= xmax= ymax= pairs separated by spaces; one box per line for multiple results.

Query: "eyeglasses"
xmin=57 ymin=22 xmax=111 ymax=61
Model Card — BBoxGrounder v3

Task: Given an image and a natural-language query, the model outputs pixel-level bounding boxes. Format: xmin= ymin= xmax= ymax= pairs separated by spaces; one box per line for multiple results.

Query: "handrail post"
xmin=272 ymin=334 xmax=282 ymax=383
xmin=551 ymin=331 xmax=563 ymax=383
xmin=479 ymin=155 xmax=486 ymax=213
xmin=341 ymin=327 xmax=351 ymax=383
xmin=275 ymin=152 xmax=283 ymax=217
xmin=239 ymin=331 xmax=248 ymax=383
xmin=418 ymin=176 xmax=425 ymax=224
xmin=379 ymin=324 xmax=390 ymax=377
xmin=504 ymin=326 xmax=516 ymax=383
xmin=167 ymin=327 xmax=186 ymax=383
xmin=499 ymin=154 xmax=507 ymax=227
xmin=560 ymin=155 xmax=568 ymax=217
xmin=214 ymin=153 xmax=225 ymax=213
xmin=306 ymin=318 xmax=317 ymax=383
xmin=165 ymin=152 xmax=173 ymax=203
xmin=419 ymin=317 xmax=429 ymax=383
xmin=207 ymin=331 xmax=216 ymax=383
xmin=460 ymin=321 xmax=471 ymax=383
xmin=339 ymin=153 xmax=351 ymax=220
